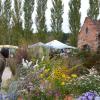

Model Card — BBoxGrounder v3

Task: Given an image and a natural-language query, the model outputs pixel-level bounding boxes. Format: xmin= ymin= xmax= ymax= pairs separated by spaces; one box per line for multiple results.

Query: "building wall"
xmin=78 ymin=17 xmax=98 ymax=52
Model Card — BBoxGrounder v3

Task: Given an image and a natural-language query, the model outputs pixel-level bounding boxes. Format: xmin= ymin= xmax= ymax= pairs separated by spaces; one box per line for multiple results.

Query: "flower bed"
xmin=5 ymin=56 xmax=100 ymax=100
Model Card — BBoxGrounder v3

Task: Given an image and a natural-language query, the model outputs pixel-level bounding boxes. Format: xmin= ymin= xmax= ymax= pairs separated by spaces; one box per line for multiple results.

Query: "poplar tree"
xmin=23 ymin=0 xmax=34 ymax=42
xmin=14 ymin=0 xmax=21 ymax=25
xmin=0 ymin=0 xmax=4 ymax=44
xmin=11 ymin=0 xmax=23 ymax=45
xmin=87 ymin=0 xmax=99 ymax=20
xmin=3 ymin=0 xmax=12 ymax=44
xmin=4 ymin=0 xmax=12 ymax=28
xmin=36 ymin=0 xmax=47 ymax=42
xmin=51 ymin=0 xmax=63 ymax=40
xmin=69 ymin=0 xmax=81 ymax=46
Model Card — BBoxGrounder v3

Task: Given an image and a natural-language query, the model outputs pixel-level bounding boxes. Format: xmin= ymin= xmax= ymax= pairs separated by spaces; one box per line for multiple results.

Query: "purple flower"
xmin=55 ymin=92 xmax=61 ymax=96
xmin=87 ymin=95 xmax=94 ymax=100
xmin=95 ymin=96 xmax=100 ymax=100
xmin=84 ymin=91 xmax=96 ymax=97
xmin=46 ymin=90 xmax=53 ymax=96
xmin=78 ymin=91 xmax=99 ymax=100
xmin=80 ymin=96 xmax=88 ymax=100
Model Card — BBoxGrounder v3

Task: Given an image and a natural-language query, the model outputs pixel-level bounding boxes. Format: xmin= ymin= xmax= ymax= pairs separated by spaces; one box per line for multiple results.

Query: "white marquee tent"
xmin=28 ymin=42 xmax=45 ymax=48
xmin=45 ymin=40 xmax=76 ymax=49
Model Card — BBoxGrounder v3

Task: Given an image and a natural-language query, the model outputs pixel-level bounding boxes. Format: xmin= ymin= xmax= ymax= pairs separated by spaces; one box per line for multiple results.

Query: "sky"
xmin=2 ymin=0 xmax=100 ymax=33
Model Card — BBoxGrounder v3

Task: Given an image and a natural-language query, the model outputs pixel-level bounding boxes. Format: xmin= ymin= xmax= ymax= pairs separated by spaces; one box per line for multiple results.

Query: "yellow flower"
xmin=45 ymin=68 xmax=50 ymax=73
xmin=66 ymin=76 xmax=71 ymax=80
xmin=61 ymin=82 xmax=65 ymax=85
xmin=40 ymin=74 xmax=43 ymax=78
xmin=62 ymin=74 xmax=66 ymax=78
xmin=47 ymin=76 xmax=51 ymax=80
xmin=71 ymin=74 xmax=77 ymax=78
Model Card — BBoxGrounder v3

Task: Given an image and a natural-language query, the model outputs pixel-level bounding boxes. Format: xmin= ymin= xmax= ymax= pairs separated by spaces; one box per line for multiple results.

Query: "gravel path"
xmin=2 ymin=67 xmax=12 ymax=81
xmin=1 ymin=67 xmax=12 ymax=88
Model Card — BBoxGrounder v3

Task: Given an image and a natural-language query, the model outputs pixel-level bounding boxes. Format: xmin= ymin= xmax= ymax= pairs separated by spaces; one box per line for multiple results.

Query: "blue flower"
xmin=78 ymin=91 xmax=99 ymax=100
xmin=78 ymin=96 xmax=87 ymax=100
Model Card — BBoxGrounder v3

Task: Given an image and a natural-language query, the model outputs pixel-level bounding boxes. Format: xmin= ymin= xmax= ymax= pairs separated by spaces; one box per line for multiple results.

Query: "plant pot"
xmin=17 ymin=96 xmax=23 ymax=100
xmin=64 ymin=95 xmax=73 ymax=100
xmin=55 ymin=96 xmax=59 ymax=100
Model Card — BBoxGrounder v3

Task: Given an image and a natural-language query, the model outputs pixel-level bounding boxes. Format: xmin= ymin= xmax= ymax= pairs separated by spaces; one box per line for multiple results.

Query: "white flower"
xmin=88 ymin=67 xmax=97 ymax=75
xmin=22 ymin=59 xmax=28 ymax=68
xmin=22 ymin=59 xmax=32 ymax=68
xmin=41 ymin=56 xmax=44 ymax=61
xmin=32 ymin=60 xmax=39 ymax=69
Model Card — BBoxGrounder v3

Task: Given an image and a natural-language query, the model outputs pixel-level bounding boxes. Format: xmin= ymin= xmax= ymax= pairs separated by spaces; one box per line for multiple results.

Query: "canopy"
xmin=0 ymin=45 xmax=18 ymax=49
xmin=45 ymin=40 xmax=76 ymax=49
xmin=28 ymin=42 xmax=45 ymax=48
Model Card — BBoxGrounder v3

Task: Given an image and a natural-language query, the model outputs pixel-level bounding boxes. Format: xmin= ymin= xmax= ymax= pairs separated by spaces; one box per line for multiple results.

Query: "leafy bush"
xmin=8 ymin=56 xmax=79 ymax=99
xmin=15 ymin=47 xmax=29 ymax=64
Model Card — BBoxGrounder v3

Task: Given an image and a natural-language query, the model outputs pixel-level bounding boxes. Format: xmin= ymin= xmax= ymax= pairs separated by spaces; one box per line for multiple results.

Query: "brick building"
xmin=78 ymin=17 xmax=100 ymax=52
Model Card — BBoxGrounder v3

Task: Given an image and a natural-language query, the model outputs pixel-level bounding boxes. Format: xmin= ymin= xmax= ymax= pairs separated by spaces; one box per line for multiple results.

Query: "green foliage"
xmin=65 ymin=74 xmax=100 ymax=96
xmin=0 ymin=0 xmax=12 ymax=44
xmin=4 ymin=0 xmax=12 ymax=26
xmin=36 ymin=32 xmax=48 ymax=42
xmin=36 ymin=0 xmax=47 ymax=42
xmin=14 ymin=0 xmax=21 ymax=22
xmin=8 ymin=58 xmax=17 ymax=75
xmin=51 ymin=0 xmax=63 ymax=41
xmin=9 ymin=0 xmax=25 ymax=45
xmin=10 ymin=23 xmax=24 ymax=45
xmin=77 ymin=51 xmax=100 ymax=70
xmin=69 ymin=0 xmax=81 ymax=46
xmin=24 ymin=0 xmax=34 ymax=31
xmin=0 ymin=15 xmax=8 ymax=44
xmin=23 ymin=0 xmax=34 ymax=42
xmin=0 ymin=0 xmax=24 ymax=45
xmin=87 ymin=0 xmax=99 ymax=19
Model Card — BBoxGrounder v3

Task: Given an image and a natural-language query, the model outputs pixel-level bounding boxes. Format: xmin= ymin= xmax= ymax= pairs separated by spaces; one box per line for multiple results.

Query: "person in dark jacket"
xmin=0 ymin=48 xmax=9 ymax=88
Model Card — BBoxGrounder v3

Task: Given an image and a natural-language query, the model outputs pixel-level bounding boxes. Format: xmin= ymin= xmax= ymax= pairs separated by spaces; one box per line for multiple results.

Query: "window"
xmin=82 ymin=44 xmax=91 ymax=51
xmin=86 ymin=27 xmax=88 ymax=34
xmin=98 ymin=34 xmax=100 ymax=40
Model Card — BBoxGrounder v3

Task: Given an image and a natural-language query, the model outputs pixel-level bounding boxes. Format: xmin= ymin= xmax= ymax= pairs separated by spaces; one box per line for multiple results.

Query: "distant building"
xmin=78 ymin=17 xmax=100 ymax=52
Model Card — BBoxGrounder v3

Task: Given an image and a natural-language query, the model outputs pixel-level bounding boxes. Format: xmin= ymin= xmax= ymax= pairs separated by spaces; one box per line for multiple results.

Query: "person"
xmin=49 ymin=49 xmax=54 ymax=59
xmin=0 ymin=48 xmax=9 ymax=88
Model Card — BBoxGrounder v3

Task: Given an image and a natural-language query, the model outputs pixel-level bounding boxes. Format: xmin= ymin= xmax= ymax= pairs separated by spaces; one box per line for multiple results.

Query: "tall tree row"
xmin=69 ymin=0 xmax=81 ymax=46
xmin=87 ymin=0 xmax=99 ymax=20
xmin=36 ymin=0 xmax=47 ymax=42
xmin=51 ymin=0 xmax=63 ymax=41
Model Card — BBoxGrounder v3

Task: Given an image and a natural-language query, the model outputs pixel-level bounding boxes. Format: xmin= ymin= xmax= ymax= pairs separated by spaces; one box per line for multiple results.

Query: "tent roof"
xmin=45 ymin=40 xmax=76 ymax=49
xmin=0 ymin=45 xmax=18 ymax=49
xmin=28 ymin=42 xmax=45 ymax=48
